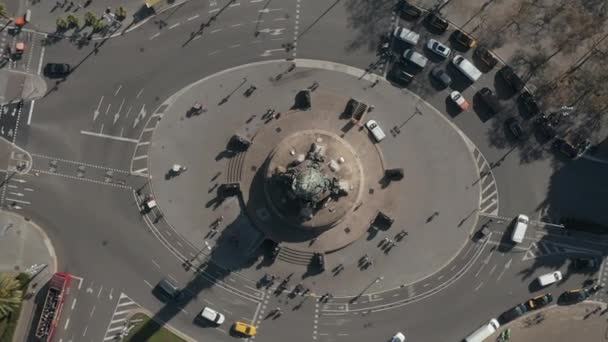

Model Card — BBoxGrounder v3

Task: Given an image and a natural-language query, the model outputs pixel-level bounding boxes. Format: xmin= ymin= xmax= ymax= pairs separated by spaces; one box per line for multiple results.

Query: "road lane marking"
xmin=209 ymin=8 xmax=220 ymax=13
xmin=169 ymin=23 xmax=180 ymax=29
xmin=114 ymin=85 xmax=122 ymax=96
xmin=231 ymin=23 xmax=243 ymax=27
xmin=473 ymin=282 xmax=483 ymax=291
xmin=209 ymin=50 xmax=220 ymax=55
xmin=80 ymin=130 xmax=139 ymax=143
xmin=82 ymin=326 xmax=88 ymax=336
xmin=97 ymin=285 xmax=103 ymax=298
xmin=27 ymin=100 xmax=36 ymax=125
xmin=71 ymin=298 xmax=77 ymax=310
xmin=230 ymin=44 xmax=241 ymax=48
xmin=229 ymin=2 xmax=240 ymax=6
xmin=496 ymin=258 xmax=512 ymax=281
xmin=187 ymin=14 xmax=200 ymax=21
xmin=136 ymin=88 xmax=144 ymax=99
xmin=144 ymin=280 xmax=153 ymax=288
xmin=64 ymin=318 xmax=70 ymax=330
xmin=37 ymin=45 xmax=45 ymax=75
xmin=203 ymin=298 xmax=215 ymax=306
xmin=6 ymin=198 xmax=30 ymax=204
xmin=149 ymin=32 xmax=161 ymax=40
xmin=93 ymin=96 xmax=104 ymax=121
xmin=168 ymin=274 xmax=178 ymax=283
xmin=90 ymin=306 xmax=96 ymax=317
xmin=211 ymin=28 xmax=223 ymax=33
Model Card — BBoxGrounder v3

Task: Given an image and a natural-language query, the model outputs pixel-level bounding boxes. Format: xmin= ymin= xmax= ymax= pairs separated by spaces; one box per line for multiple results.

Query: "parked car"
xmin=534 ymin=115 xmax=557 ymax=141
xmin=391 ymin=332 xmax=406 ymax=342
xmin=537 ymin=271 xmax=563 ymax=287
xmin=390 ymin=62 xmax=414 ymax=85
xmin=519 ymin=91 xmax=541 ymax=117
xmin=200 ymin=307 xmax=225 ymax=325
xmin=558 ymin=288 xmax=590 ymax=305
xmin=451 ymin=29 xmax=477 ymax=50
xmin=500 ymin=303 xmax=528 ymax=322
xmin=426 ymin=38 xmax=451 ymax=58
xmin=424 ymin=12 xmax=448 ymax=33
xmin=233 ymin=321 xmax=257 ymax=336
xmin=450 ymin=91 xmax=469 ymax=111
xmin=365 ymin=119 xmax=386 ymax=142
xmin=452 ymin=55 xmax=482 ymax=82
xmin=431 ymin=68 xmax=452 ymax=88
xmin=553 ymin=138 xmax=591 ymax=159
xmin=572 ymin=257 xmax=599 ymax=272
xmin=402 ymin=49 xmax=428 ymax=69
xmin=526 ymin=293 xmax=553 ymax=310
xmin=400 ymin=1 xmax=422 ymax=19
xmin=505 ymin=117 xmax=525 ymax=139
xmin=498 ymin=66 xmax=525 ymax=92
xmin=44 ymin=63 xmax=71 ymax=78
xmin=473 ymin=46 xmax=498 ymax=70
xmin=393 ymin=26 xmax=420 ymax=45
xmin=477 ymin=87 xmax=501 ymax=114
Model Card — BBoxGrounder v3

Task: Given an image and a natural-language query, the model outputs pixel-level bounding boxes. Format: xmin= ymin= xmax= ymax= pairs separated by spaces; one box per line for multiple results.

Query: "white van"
xmin=464 ymin=318 xmax=500 ymax=342
xmin=511 ymin=214 xmax=529 ymax=243
xmin=393 ymin=26 xmax=420 ymax=45
xmin=200 ymin=307 xmax=225 ymax=325
xmin=403 ymin=49 xmax=428 ymax=69
xmin=365 ymin=120 xmax=386 ymax=142
xmin=452 ymin=55 xmax=482 ymax=82
xmin=537 ymin=271 xmax=563 ymax=287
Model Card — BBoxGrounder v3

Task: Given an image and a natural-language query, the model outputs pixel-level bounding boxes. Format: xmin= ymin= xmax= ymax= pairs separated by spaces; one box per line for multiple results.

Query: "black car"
xmin=519 ymin=91 xmax=541 ymax=117
xmin=534 ymin=116 xmax=557 ymax=141
xmin=500 ymin=303 xmax=528 ymax=322
xmin=390 ymin=63 xmax=414 ymax=85
xmin=505 ymin=117 xmax=525 ymax=139
xmin=477 ymin=87 xmax=502 ymax=114
xmin=227 ymin=134 xmax=252 ymax=152
xmin=498 ymin=66 xmax=525 ymax=92
xmin=558 ymin=289 xmax=589 ymax=305
xmin=525 ymin=293 xmax=553 ymax=310
xmin=424 ymin=12 xmax=449 ymax=33
xmin=473 ymin=46 xmax=498 ymax=70
xmin=572 ymin=257 xmax=599 ymax=271
xmin=400 ymin=1 xmax=422 ymax=19
xmin=43 ymin=63 xmax=71 ymax=78
xmin=451 ymin=30 xmax=477 ymax=50
xmin=431 ymin=68 xmax=452 ymax=88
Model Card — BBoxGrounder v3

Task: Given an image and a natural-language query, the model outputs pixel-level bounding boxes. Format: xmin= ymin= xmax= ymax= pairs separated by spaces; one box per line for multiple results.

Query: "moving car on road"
xmin=365 ymin=120 xmax=386 ymax=142
xmin=452 ymin=55 xmax=482 ymax=82
xmin=233 ymin=321 xmax=257 ymax=336
xmin=558 ymin=288 xmax=590 ymax=305
xmin=393 ymin=26 xmax=420 ymax=45
xmin=572 ymin=257 xmax=599 ymax=272
xmin=537 ymin=271 xmax=563 ymax=287
xmin=526 ymin=293 xmax=553 ymax=310
xmin=426 ymin=38 xmax=451 ymax=58
xmin=511 ymin=214 xmax=529 ymax=243
xmin=450 ymin=91 xmax=469 ymax=111
xmin=431 ymin=68 xmax=452 ymax=88
xmin=44 ymin=63 xmax=71 ymax=78
xmin=200 ymin=307 xmax=225 ymax=325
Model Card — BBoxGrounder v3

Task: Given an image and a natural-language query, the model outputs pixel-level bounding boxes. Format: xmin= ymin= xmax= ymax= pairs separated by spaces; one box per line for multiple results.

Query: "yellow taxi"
xmin=233 ymin=321 xmax=257 ymax=336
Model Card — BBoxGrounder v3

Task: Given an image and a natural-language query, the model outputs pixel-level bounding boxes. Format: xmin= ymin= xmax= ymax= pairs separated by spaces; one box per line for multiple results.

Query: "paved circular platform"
xmin=145 ymin=60 xmax=482 ymax=294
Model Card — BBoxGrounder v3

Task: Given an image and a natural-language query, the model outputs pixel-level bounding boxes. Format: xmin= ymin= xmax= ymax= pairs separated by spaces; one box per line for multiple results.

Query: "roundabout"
xmin=146 ymin=60 xmax=482 ymax=295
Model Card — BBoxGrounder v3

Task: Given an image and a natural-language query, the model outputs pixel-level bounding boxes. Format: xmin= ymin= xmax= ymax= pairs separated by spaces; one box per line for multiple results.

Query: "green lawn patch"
xmin=125 ymin=313 xmax=186 ymax=342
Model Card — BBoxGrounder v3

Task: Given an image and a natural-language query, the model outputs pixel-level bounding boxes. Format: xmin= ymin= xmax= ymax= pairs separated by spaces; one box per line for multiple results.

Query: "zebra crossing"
xmin=102 ymin=293 xmax=140 ymax=341
xmin=522 ymin=241 xmax=602 ymax=261
xmin=472 ymin=148 xmax=499 ymax=215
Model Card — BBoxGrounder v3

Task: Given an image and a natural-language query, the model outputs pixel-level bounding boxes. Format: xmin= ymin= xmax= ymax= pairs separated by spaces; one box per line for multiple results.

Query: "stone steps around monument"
xmin=226 ymin=152 xmax=246 ymax=183
xmin=277 ymin=246 xmax=315 ymax=265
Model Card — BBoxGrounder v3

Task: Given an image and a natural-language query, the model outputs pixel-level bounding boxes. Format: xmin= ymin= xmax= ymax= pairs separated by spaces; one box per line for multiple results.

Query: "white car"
xmin=426 ymin=38 xmax=451 ymax=58
xmin=200 ymin=307 xmax=225 ymax=325
xmin=391 ymin=332 xmax=406 ymax=342
xmin=450 ymin=91 xmax=469 ymax=111
xmin=393 ymin=26 xmax=420 ymax=45
xmin=365 ymin=119 xmax=386 ymax=142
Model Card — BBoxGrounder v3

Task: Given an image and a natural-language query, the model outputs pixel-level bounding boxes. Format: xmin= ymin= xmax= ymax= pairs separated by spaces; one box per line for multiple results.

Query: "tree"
xmin=91 ymin=18 xmax=106 ymax=32
xmin=0 ymin=3 xmax=10 ymax=20
xmin=115 ymin=6 xmax=127 ymax=21
xmin=84 ymin=11 xmax=97 ymax=26
xmin=0 ymin=274 xmax=23 ymax=319
xmin=56 ymin=17 xmax=68 ymax=31
xmin=66 ymin=14 xmax=79 ymax=28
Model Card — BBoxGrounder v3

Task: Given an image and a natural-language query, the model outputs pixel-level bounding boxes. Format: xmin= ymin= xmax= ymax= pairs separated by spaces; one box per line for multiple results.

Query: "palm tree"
xmin=0 ymin=3 xmax=10 ymax=20
xmin=0 ymin=274 xmax=23 ymax=319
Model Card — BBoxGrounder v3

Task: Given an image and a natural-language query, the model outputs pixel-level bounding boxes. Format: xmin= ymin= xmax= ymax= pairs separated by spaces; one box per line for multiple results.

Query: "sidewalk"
xmin=0 ymin=69 xmax=46 ymax=104
xmin=7 ymin=0 xmax=188 ymax=38
xmin=0 ymin=210 xmax=57 ymax=342
xmin=498 ymin=301 xmax=608 ymax=342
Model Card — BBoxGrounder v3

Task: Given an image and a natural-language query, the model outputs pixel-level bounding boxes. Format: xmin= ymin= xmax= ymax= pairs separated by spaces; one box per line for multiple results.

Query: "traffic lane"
xmin=53 ymin=276 xmax=119 ymax=342
xmin=297 ymin=0 xmax=392 ymax=71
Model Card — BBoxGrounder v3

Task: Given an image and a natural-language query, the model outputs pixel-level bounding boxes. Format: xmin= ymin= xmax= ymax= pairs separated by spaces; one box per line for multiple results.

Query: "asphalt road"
xmin=4 ymin=0 xmax=607 ymax=341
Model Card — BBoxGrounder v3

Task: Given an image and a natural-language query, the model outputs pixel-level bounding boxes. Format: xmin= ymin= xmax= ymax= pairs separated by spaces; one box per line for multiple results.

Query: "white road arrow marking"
xmin=496 ymin=257 xmax=512 ymax=281
xmin=8 ymin=192 xmax=24 ymax=197
xmin=93 ymin=96 xmax=104 ymax=121
xmin=113 ymin=98 xmax=125 ymax=125
xmin=258 ymin=8 xmax=282 ymax=13
xmin=260 ymin=48 xmax=285 ymax=56
xmin=11 ymin=179 xmax=26 ymax=183
xmin=270 ymin=28 xmax=285 ymax=36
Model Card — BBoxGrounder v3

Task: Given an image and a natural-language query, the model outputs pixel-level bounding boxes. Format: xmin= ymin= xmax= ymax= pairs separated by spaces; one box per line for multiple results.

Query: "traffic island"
xmin=124 ymin=313 xmax=187 ymax=342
